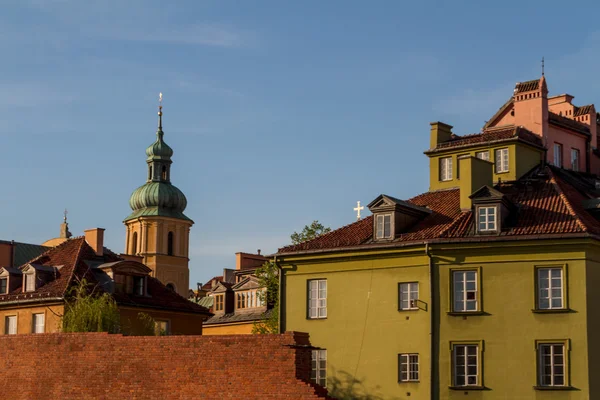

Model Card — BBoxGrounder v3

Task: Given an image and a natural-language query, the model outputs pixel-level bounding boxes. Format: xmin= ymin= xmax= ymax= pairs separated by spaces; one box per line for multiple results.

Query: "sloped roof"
xmin=549 ymin=112 xmax=590 ymax=136
xmin=276 ymin=166 xmax=600 ymax=255
xmin=12 ymin=242 xmax=50 ymax=267
xmin=515 ymin=79 xmax=540 ymax=93
xmin=204 ymin=308 xmax=273 ymax=325
xmin=574 ymin=105 xmax=595 ymax=116
xmin=428 ymin=126 xmax=543 ymax=152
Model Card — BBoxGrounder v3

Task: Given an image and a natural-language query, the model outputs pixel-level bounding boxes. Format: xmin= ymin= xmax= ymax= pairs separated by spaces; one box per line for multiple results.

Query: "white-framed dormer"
xmin=469 ymin=186 xmax=515 ymax=235
xmin=0 ymin=267 xmax=22 ymax=295
xmin=94 ymin=261 xmax=152 ymax=297
xmin=367 ymin=195 xmax=432 ymax=242
xmin=20 ymin=264 xmax=62 ymax=293
xmin=232 ymin=275 xmax=266 ymax=312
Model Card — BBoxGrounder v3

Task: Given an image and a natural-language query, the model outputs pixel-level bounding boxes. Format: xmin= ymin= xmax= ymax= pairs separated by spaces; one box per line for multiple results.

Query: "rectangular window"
xmin=0 ymin=278 xmax=7 ymax=294
xmin=554 ymin=143 xmax=563 ymax=167
xmin=214 ymin=294 xmax=224 ymax=311
xmin=538 ymin=343 xmax=565 ymax=387
xmin=571 ymin=149 xmax=580 ymax=171
xmin=376 ymin=214 xmax=392 ymax=239
xmin=476 ymin=151 xmax=490 ymax=161
xmin=453 ymin=344 xmax=479 ymax=386
xmin=440 ymin=157 xmax=453 ymax=181
xmin=133 ymin=276 xmax=144 ymax=296
xmin=398 ymin=354 xmax=419 ymax=382
xmin=495 ymin=148 xmax=509 ymax=173
xmin=5 ymin=315 xmax=16 ymax=335
xmin=154 ymin=320 xmax=170 ymax=336
xmin=477 ymin=206 xmax=497 ymax=232
xmin=308 ymin=279 xmax=327 ymax=319
xmin=537 ymin=268 xmax=564 ymax=310
xmin=32 ymin=313 xmax=45 ymax=334
xmin=311 ymin=349 xmax=327 ymax=387
xmin=453 ymin=270 xmax=478 ymax=312
xmin=398 ymin=282 xmax=419 ymax=310
xmin=25 ymin=274 xmax=35 ymax=292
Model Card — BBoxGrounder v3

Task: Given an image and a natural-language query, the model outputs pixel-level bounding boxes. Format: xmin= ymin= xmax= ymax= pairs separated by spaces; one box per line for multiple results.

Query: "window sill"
xmin=531 ymin=308 xmax=574 ymax=314
xmin=306 ymin=317 xmax=328 ymax=321
xmin=533 ymin=386 xmax=577 ymax=391
xmin=398 ymin=308 xmax=420 ymax=312
xmin=448 ymin=386 xmax=488 ymax=391
xmin=495 ymin=171 xmax=510 ymax=175
xmin=447 ymin=311 xmax=488 ymax=316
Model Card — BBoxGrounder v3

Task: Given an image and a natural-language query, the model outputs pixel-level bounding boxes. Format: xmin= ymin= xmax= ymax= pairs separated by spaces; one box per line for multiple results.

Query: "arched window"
xmin=167 ymin=231 xmax=174 ymax=256
xmin=166 ymin=283 xmax=176 ymax=292
xmin=161 ymin=165 xmax=167 ymax=180
xmin=148 ymin=166 xmax=153 ymax=181
xmin=132 ymin=232 xmax=138 ymax=254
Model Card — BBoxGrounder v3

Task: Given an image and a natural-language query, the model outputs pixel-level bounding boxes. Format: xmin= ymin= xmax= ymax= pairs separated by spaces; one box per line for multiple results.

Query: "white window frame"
xmin=376 ymin=214 xmax=392 ymax=239
xmin=214 ymin=294 xmax=224 ymax=311
xmin=440 ymin=157 xmax=453 ymax=181
xmin=398 ymin=353 xmax=419 ymax=382
xmin=0 ymin=277 xmax=7 ymax=294
xmin=475 ymin=151 xmax=490 ymax=161
xmin=495 ymin=148 xmax=509 ymax=173
xmin=538 ymin=343 xmax=565 ymax=387
xmin=32 ymin=313 xmax=45 ymax=334
xmin=571 ymin=148 xmax=580 ymax=171
xmin=308 ymin=279 xmax=327 ymax=319
xmin=398 ymin=282 xmax=419 ymax=310
xmin=554 ymin=143 xmax=563 ymax=167
xmin=477 ymin=206 xmax=497 ymax=232
xmin=311 ymin=349 xmax=327 ymax=387
xmin=24 ymin=273 xmax=35 ymax=292
xmin=537 ymin=268 xmax=564 ymax=310
xmin=453 ymin=270 xmax=478 ymax=312
xmin=5 ymin=315 xmax=17 ymax=335
xmin=453 ymin=344 xmax=479 ymax=387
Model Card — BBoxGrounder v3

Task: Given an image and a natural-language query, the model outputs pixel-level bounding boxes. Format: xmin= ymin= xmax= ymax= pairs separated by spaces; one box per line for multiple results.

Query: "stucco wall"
xmin=0 ymin=303 xmax=64 ymax=334
xmin=119 ymin=307 xmax=204 ymax=335
xmin=203 ymin=321 xmax=255 ymax=335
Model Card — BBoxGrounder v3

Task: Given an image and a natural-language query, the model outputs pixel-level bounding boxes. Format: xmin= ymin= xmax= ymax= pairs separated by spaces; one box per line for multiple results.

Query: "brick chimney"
xmin=459 ymin=156 xmax=493 ymax=210
xmin=84 ymin=228 xmax=105 ymax=257
xmin=429 ymin=122 xmax=453 ymax=149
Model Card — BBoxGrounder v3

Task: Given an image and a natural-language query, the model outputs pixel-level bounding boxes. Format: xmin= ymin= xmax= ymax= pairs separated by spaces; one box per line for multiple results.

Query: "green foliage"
xmin=290 ymin=220 xmax=331 ymax=245
xmin=252 ymin=261 xmax=279 ymax=334
xmin=136 ymin=312 xmax=157 ymax=336
xmin=62 ymin=279 xmax=121 ymax=333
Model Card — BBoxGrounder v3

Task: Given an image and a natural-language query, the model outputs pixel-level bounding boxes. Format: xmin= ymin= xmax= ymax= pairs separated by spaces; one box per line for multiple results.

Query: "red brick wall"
xmin=0 ymin=331 xmax=332 ymax=399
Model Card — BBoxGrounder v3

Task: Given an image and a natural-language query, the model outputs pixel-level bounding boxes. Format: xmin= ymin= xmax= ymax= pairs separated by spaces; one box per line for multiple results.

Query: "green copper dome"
xmin=125 ymin=182 xmax=190 ymax=221
xmin=146 ymin=130 xmax=173 ymax=161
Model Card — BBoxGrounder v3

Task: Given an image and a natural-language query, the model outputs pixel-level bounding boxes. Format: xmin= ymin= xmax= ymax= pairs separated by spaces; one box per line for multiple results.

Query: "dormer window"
xmin=24 ymin=273 xmax=35 ymax=292
xmin=133 ymin=276 xmax=145 ymax=296
xmin=477 ymin=206 xmax=497 ymax=232
xmin=376 ymin=214 xmax=392 ymax=239
xmin=0 ymin=278 xmax=7 ymax=294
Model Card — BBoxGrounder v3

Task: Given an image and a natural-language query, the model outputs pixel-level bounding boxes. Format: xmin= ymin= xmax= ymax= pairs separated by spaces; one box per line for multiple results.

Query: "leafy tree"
xmin=290 ymin=220 xmax=331 ymax=245
xmin=136 ymin=312 xmax=157 ymax=336
xmin=252 ymin=261 xmax=279 ymax=334
xmin=62 ymin=279 xmax=121 ymax=333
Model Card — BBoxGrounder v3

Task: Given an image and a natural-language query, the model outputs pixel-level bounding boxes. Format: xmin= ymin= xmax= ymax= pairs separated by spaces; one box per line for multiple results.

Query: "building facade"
xmin=277 ymin=77 xmax=600 ymax=399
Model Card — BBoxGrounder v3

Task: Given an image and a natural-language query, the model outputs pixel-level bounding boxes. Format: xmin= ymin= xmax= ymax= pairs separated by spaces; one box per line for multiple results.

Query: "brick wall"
xmin=0 ymin=331 xmax=333 ymax=399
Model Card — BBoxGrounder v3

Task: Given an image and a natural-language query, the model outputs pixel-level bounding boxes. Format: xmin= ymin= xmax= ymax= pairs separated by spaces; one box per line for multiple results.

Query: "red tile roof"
xmin=549 ymin=112 xmax=590 ymax=135
xmin=515 ymin=79 xmax=540 ymax=93
xmin=431 ymin=126 xmax=543 ymax=151
xmin=277 ymin=166 xmax=600 ymax=254
xmin=574 ymin=105 xmax=595 ymax=117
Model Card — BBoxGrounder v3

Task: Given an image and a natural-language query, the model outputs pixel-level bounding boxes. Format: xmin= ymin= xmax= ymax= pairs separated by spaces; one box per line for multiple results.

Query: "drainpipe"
xmin=425 ymin=243 xmax=435 ymax=400
xmin=9 ymin=240 xmax=15 ymax=268
xmin=586 ymin=137 xmax=591 ymax=173
xmin=273 ymin=255 xmax=283 ymax=334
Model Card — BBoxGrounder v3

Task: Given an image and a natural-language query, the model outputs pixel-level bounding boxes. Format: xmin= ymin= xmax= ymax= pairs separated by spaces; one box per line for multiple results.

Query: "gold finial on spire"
xmin=158 ymin=92 xmax=163 ymax=129
xmin=541 ymin=56 xmax=545 ymax=76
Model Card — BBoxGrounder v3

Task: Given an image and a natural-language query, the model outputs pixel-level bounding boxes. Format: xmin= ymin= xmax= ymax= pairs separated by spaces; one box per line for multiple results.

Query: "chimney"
xmin=459 ymin=156 xmax=493 ymax=210
xmin=429 ymin=122 xmax=453 ymax=149
xmin=84 ymin=228 xmax=105 ymax=257
xmin=257 ymin=249 xmax=261 ymax=255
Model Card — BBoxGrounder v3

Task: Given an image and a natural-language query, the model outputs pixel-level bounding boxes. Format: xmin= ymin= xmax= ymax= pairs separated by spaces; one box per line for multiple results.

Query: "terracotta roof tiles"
xmin=432 ymin=126 xmax=543 ymax=151
xmin=574 ymin=105 xmax=594 ymax=117
xmin=515 ymin=79 xmax=540 ymax=93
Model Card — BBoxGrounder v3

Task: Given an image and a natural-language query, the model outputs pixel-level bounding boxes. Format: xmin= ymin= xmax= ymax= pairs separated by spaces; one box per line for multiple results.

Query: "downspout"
xmin=425 ymin=243 xmax=435 ymax=400
xmin=273 ymin=255 xmax=283 ymax=333
xmin=9 ymin=240 xmax=14 ymax=268
xmin=586 ymin=137 xmax=591 ymax=173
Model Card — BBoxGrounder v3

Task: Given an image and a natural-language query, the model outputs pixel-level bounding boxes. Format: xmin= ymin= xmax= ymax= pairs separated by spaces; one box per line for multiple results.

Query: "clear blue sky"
xmin=2 ymin=0 xmax=600 ymax=288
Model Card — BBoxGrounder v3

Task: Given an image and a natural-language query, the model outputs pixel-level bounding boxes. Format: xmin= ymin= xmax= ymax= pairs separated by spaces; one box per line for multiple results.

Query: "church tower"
xmin=123 ymin=97 xmax=193 ymax=297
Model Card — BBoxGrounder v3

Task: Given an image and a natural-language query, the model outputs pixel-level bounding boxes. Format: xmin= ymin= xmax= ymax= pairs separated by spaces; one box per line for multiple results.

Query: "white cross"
xmin=354 ymin=201 xmax=364 ymax=220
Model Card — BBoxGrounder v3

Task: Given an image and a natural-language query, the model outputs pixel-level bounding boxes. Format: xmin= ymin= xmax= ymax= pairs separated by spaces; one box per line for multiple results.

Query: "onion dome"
xmin=146 ymin=130 xmax=173 ymax=161
xmin=129 ymin=182 xmax=187 ymax=214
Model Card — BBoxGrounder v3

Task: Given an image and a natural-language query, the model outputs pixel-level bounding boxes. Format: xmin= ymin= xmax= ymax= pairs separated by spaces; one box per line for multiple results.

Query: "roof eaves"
xmin=424 ymin=136 xmax=543 ymax=155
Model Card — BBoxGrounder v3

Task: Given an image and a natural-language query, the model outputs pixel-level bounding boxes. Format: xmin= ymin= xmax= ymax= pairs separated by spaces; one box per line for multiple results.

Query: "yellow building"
xmin=276 ymin=79 xmax=600 ymax=399
xmin=123 ymin=104 xmax=193 ymax=297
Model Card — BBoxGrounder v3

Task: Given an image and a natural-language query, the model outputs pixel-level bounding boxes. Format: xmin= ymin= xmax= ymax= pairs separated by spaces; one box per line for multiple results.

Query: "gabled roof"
xmin=367 ymin=194 xmax=431 ymax=216
xmin=469 ymin=185 xmax=505 ymax=200
xmin=427 ymin=126 xmax=543 ymax=153
xmin=483 ymin=97 xmax=514 ymax=129
xmin=232 ymin=275 xmax=261 ymax=291
xmin=276 ymin=165 xmax=600 ymax=255
xmin=515 ymin=79 xmax=540 ymax=93
xmin=204 ymin=308 xmax=273 ymax=326
xmin=549 ymin=112 xmax=590 ymax=136
xmin=574 ymin=105 xmax=595 ymax=116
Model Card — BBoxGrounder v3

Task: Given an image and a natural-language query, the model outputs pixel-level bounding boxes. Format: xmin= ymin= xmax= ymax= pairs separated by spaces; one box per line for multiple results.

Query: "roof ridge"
xmin=60 ymin=238 xmax=88 ymax=297
xmin=547 ymin=169 xmax=588 ymax=233
xmin=19 ymin=237 xmax=80 ymax=268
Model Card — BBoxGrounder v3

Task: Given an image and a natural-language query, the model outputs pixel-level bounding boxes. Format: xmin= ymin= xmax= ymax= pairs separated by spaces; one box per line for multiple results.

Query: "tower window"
xmin=166 ymin=283 xmax=176 ymax=292
xmin=148 ymin=166 xmax=153 ymax=181
xmin=161 ymin=165 xmax=167 ymax=180
xmin=132 ymin=232 xmax=138 ymax=255
xmin=167 ymin=231 xmax=174 ymax=256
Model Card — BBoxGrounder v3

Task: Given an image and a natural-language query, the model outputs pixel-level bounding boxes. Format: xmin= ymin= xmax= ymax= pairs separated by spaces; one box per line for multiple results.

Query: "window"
xmin=495 ymin=148 xmax=509 ymax=173
xmin=477 ymin=206 xmax=497 ymax=232
xmin=311 ymin=349 xmax=327 ymax=387
xmin=308 ymin=279 xmax=327 ymax=319
xmin=398 ymin=282 xmax=419 ymax=310
xmin=537 ymin=268 xmax=564 ymax=310
xmin=32 ymin=313 xmax=45 ymax=334
xmin=440 ymin=157 xmax=453 ymax=181
xmin=398 ymin=354 xmax=419 ymax=382
xmin=571 ymin=149 xmax=580 ymax=171
xmin=24 ymin=274 xmax=35 ymax=292
xmin=453 ymin=270 xmax=478 ymax=312
xmin=167 ymin=231 xmax=174 ymax=256
xmin=452 ymin=344 xmax=480 ymax=387
xmin=133 ymin=276 xmax=144 ymax=296
xmin=161 ymin=165 xmax=167 ymax=180
xmin=376 ymin=214 xmax=392 ymax=239
xmin=166 ymin=283 xmax=176 ymax=292
xmin=476 ymin=151 xmax=490 ymax=161
xmin=5 ymin=315 xmax=16 ymax=335
xmin=132 ymin=232 xmax=138 ymax=254
xmin=554 ymin=143 xmax=563 ymax=167
xmin=538 ymin=343 xmax=566 ymax=387
xmin=0 ymin=278 xmax=7 ymax=294
xmin=154 ymin=320 xmax=170 ymax=336
xmin=236 ymin=290 xmax=263 ymax=309
xmin=214 ymin=294 xmax=224 ymax=311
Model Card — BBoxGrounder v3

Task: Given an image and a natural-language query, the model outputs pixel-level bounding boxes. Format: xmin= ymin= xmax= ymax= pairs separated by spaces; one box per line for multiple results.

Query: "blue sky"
xmin=2 ymin=0 xmax=600 ymax=288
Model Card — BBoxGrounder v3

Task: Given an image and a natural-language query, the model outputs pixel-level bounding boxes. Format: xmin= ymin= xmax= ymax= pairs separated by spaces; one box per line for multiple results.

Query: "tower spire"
xmin=158 ymin=92 xmax=163 ymax=130
xmin=541 ymin=56 xmax=545 ymax=76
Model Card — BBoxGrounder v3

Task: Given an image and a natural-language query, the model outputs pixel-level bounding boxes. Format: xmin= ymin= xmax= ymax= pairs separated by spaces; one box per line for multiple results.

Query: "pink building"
xmin=484 ymin=75 xmax=600 ymax=173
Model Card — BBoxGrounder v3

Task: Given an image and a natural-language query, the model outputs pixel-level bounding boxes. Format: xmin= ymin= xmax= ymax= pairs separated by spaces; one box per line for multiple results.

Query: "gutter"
xmin=0 ymin=297 xmax=63 ymax=307
xmin=425 ymin=243 xmax=435 ymax=400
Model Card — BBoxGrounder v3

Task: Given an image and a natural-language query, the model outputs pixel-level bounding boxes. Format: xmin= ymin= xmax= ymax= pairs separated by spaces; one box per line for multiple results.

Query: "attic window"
xmin=133 ymin=276 xmax=145 ymax=296
xmin=477 ymin=206 xmax=497 ymax=232
xmin=0 ymin=278 xmax=6 ymax=294
xmin=376 ymin=214 xmax=392 ymax=239
xmin=24 ymin=274 xmax=35 ymax=292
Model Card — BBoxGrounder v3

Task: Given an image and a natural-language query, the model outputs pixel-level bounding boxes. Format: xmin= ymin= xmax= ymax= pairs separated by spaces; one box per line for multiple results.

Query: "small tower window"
xmin=161 ymin=165 xmax=167 ymax=180
xmin=167 ymin=231 xmax=174 ymax=256
xmin=166 ymin=283 xmax=176 ymax=292
xmin=148 ymin=166 xmax=153 ymax=181
xmin=132 ymin=232 xmax=138 ymax=254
